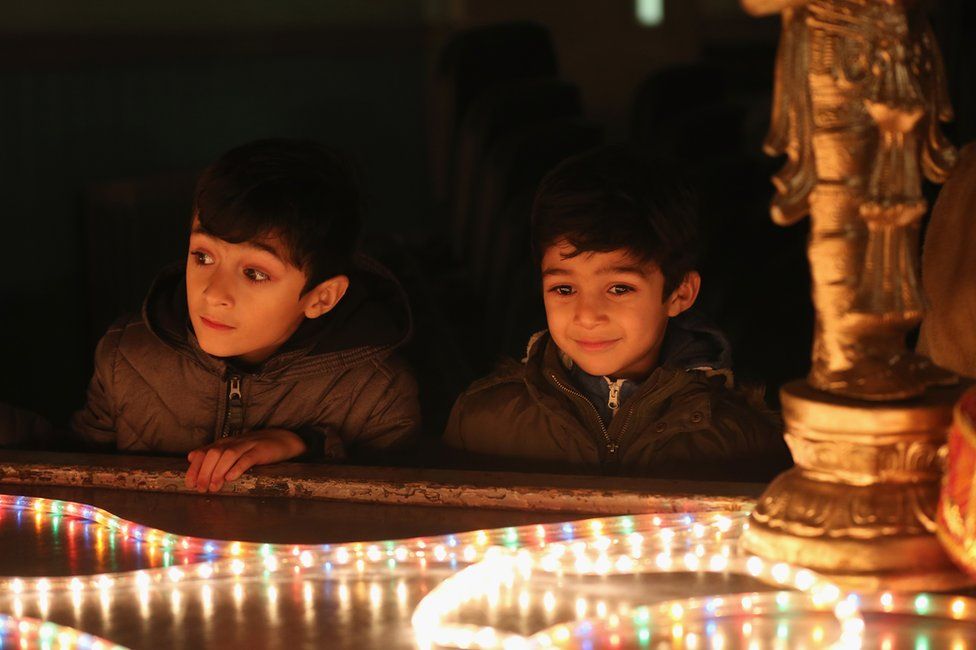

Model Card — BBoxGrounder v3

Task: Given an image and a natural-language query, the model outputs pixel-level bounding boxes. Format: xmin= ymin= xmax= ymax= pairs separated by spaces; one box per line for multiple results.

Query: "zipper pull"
xmin=221 ymin=374 xmax=244 ymax=439
xmin=229 ymin=375 xmax=242 ymax=402
xmin=606 ymin=378 xmax=623 ymax=416
xmin=606 ymin=442 xmax=619 ymax=456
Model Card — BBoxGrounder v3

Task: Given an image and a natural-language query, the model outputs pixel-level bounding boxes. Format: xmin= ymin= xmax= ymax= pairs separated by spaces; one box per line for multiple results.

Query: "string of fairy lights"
xmin=0 ymin=493 xmax=975 ymax=649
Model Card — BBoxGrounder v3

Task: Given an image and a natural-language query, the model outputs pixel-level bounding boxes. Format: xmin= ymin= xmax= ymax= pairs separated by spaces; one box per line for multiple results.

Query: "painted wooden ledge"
xmin=0 ymin=450 xmax=760 ymax=515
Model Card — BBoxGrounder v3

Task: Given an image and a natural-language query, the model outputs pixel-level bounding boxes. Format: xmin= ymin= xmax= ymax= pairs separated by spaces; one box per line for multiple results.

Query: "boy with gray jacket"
xmin=5 ymin=139 xmax=420 ymax=491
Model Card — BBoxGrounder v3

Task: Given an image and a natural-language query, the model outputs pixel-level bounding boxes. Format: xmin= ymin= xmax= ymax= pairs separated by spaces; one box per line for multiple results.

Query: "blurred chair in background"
xmin=450 ymin=77 xmax=582 ymax=262
xmin=428 ymin=22 xmax=558 ymax=208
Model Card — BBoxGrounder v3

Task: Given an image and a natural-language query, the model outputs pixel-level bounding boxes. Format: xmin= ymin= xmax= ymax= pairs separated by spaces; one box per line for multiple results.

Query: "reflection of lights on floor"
xmin=369 ymin=582 xmax=382 ymax=610
xmin=169 ymin=587 xmax=181 ymax=619
xmin=337 ymin=581 xmax=350 ymax=611
xmin=201 ymin=584 xmax=214 ymax=618
xmin=0 ymin=613 xmax=126 ymax=650
xmin=99 ymin=588 xmax=112 ymax=623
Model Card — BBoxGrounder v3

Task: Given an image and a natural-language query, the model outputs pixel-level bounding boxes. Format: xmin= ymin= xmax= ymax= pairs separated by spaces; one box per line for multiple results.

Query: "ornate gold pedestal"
xmin=735 ymin=0 xmax=968 ymax=592
xmin=741 ymin=381 xmax=974 ymax=591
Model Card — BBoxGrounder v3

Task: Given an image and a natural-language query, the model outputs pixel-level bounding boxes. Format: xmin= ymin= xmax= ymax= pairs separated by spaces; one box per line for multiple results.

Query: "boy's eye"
xmin=190 ymin=250 xmax=215 ymax=265
xmin=547 ymin=285 xmax=574 ymax=296
xmin=244 ymin=268 xmax=271 ymax=283
xmin=608 ymin=284 xmax=634 ymax=295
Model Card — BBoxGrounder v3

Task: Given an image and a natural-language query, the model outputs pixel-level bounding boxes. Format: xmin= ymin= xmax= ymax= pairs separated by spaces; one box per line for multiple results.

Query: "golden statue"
xmin=740 ymin=0 xmax=971 ymax=589
xmin=749 ymin=0 xmax=956 ymax=400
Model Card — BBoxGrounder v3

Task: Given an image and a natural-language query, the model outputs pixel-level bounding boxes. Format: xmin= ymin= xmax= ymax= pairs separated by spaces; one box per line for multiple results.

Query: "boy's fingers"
xmin=185 ymin=452 xmax=205 ymax=488
xmin=209 ymin=446 xmax=249 ymax=492
xmin=195 ymin=447 xmax=225 ymax=492
xmin=225 ymin=448 xmax=262 ymax=482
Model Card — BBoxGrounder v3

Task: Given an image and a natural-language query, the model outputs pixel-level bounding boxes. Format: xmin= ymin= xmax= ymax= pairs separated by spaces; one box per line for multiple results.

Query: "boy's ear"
xmin=665 ymin=271 xmax=700 ymax=318
xmin=302 ymin=275 xmax=350 ymax=319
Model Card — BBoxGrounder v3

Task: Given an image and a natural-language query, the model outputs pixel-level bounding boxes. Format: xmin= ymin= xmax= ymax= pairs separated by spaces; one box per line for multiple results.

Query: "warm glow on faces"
xmin=541 ymin=241 xmax=698 ymax=380
xmin=186 ymin=219 xmax=331 ymax=365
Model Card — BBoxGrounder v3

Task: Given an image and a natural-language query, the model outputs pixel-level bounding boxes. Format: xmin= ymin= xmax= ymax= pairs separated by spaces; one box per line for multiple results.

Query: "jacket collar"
xmin=566 ymin=363 xmax=639 ymax=426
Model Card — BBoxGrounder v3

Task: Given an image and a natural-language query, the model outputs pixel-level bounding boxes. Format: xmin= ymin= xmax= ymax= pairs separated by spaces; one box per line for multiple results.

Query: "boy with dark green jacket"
xmin=444 ymin=145 xmax=790 ymax=480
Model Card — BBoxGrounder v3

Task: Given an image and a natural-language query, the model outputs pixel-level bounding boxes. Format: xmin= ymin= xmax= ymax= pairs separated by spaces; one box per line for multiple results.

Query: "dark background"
xmin=1 ymin=0 xmax=973 ymax=434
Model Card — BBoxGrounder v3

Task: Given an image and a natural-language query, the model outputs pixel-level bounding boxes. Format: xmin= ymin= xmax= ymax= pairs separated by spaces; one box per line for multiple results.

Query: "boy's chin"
xmin=197 ymin=342 xmax=236 ymax=359
xmin=193 ymin=334 xmax=238 ymax=359
xmin=571 ymin=358 xmax=623 ymax=378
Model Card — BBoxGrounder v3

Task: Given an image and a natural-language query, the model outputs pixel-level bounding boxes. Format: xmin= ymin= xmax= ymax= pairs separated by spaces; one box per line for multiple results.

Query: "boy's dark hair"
xmin=193 ymin=138 xmax=363 ymax=291
xmin=530 ymin=143 xmax=699 ymax=297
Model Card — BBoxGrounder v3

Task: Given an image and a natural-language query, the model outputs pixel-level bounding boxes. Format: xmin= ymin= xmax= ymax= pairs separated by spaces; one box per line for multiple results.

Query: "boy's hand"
xmin=185 ymin=428 xmax=306 ymax=493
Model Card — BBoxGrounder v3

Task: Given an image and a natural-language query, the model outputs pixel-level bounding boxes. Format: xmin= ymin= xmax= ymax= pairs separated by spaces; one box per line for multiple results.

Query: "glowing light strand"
xmin=2 ymin=493 xmax=975 ymax=650
xmin=0 ymin=494 xmax=747 ymax=595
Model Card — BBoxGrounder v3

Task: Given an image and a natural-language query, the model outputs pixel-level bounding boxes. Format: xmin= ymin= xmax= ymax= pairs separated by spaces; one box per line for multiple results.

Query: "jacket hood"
xmin=142 ymin=254 xmax=412 ymax=379
xmin=658 ymin=309 xmax=732 ymax=371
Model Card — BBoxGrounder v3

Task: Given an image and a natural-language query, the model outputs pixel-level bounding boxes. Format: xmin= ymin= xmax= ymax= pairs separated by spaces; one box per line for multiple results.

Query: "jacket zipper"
xmin=219 ymin=373 xmax=244 ymax=439
xmin=611 ymin=377 xmax=680 ymax=460
xmin=613 ymin=404 xmax=637 ymax=459
xmin=605 ymin=377 xmax=625 ymax=418
xmin=549 ymin=373 xmax=622 ymax=458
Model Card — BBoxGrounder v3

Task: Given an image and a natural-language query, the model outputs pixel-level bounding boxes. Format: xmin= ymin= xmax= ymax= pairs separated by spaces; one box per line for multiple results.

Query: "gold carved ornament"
xmin=738 ymin=0 xmax=970 ymax=590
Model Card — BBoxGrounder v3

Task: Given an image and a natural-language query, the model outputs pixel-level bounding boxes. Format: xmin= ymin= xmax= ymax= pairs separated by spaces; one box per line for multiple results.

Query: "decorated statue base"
xmin=742 ymin=380 xmax=974 ymax=592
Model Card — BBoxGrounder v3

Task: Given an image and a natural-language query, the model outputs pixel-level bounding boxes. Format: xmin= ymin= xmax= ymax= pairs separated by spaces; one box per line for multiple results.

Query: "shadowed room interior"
xmin=1 ymin=0 xmax=973 ymax=448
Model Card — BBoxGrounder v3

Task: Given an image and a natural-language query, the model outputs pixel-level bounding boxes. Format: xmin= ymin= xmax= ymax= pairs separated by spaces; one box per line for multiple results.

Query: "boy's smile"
xmin=186 ymin=220 xmax=313 ymax=365
xmin=541 ymin=241 xmax=699 ymax=380
xmin=574 ymin=338 xmax=620 ymax=352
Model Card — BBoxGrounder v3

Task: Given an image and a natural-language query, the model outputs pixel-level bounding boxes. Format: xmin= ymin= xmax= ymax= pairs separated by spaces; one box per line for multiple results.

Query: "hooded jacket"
xmin=443 ymin=313 xmax=790 ymax=480
xmin=68 ymin=256 xmax=420 ymax=459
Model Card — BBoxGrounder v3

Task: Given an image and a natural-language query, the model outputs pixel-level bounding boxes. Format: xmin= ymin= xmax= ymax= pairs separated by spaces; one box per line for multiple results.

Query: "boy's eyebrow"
xmin=542 ymin=265 xmax=649 ymax=278
xmin=595 ymin=264 xmax=648 ymax=276
xmin=243 ymin=239 xmax=287 ymax=262
xmin=190 ymin=225 xmax=287 ymax=264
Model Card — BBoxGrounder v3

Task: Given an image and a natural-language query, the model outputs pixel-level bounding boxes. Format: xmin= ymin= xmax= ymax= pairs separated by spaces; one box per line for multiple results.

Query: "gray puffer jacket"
xmin=61 ymin=256 xmax=420 ymax=459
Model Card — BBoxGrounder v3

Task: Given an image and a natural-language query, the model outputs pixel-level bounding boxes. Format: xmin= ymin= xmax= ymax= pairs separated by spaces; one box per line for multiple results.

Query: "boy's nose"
xmin=203 ymin=272 xmax=234 ymax=307
xmin=573 ymin=295 xmax=606 ymax=327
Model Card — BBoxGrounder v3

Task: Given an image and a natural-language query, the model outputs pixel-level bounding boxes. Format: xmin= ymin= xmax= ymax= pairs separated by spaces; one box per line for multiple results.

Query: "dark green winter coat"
xmin=444 ymin=320 xmax=791 ymax=480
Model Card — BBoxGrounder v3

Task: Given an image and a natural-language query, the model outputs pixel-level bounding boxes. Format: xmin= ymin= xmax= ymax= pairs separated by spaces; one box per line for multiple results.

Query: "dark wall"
xmin=0 ymin=0 xmax=973 ymax=426
xmin=933 ymin=0 xmax=976 ymax=147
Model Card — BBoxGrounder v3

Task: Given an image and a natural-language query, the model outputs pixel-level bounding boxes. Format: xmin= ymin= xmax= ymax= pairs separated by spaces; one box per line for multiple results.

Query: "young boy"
xmin=69 ymin=139 xmax=421 ymax=491
xmin=444 ymin=145 xmax=789 ymax=479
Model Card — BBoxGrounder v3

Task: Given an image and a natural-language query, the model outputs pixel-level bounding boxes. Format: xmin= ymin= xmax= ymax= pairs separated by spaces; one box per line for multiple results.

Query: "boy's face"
xmin=185 ymin=220 xmax=314 ymax=365
xmin=541 ymin=241 xmax=697 ymax=380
